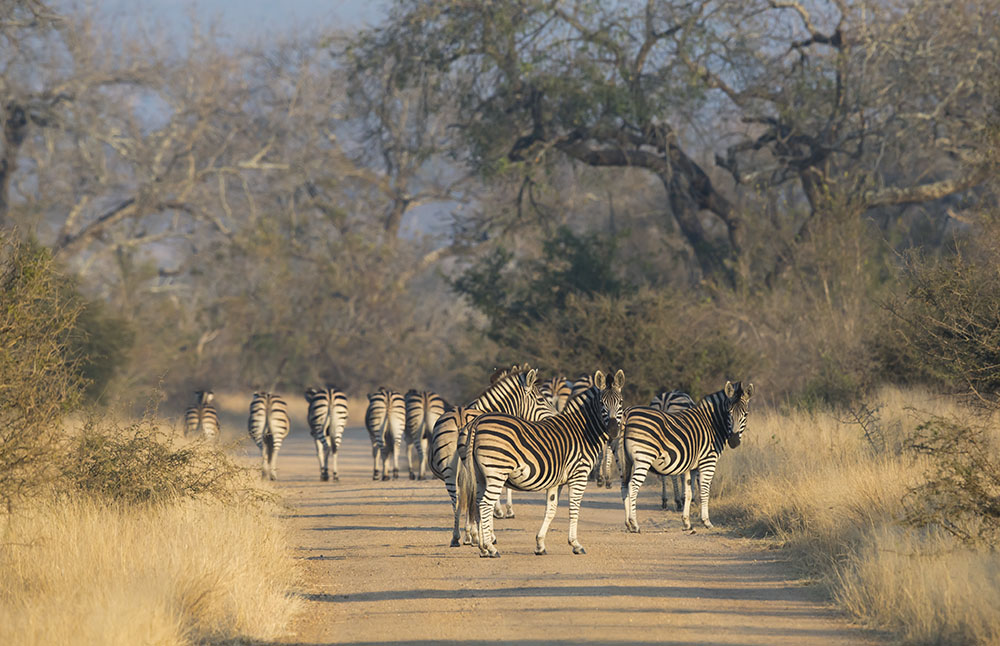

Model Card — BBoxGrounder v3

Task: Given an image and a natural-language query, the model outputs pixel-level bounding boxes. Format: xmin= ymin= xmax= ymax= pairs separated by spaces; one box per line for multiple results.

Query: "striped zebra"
xmin=184 ymin=390 xmax=220 ymax=440
xmin=468 ymin=369 xmax=625 ymax=557
xmin=304 ymin=386 xmax=349 ymax=482
xmin=620 ymin=381 xmax=754 ymax=532
xmin=537 ymin=375 xmax=572 ymax=412
xmin=429 ymin=364 xmax=557 ymax=547
xmin=247 ymin=392 xmax=291 ymax=480
xmin=571 ymin=374 xmax=617 ymax=488
xmin=404 ymin=389 xmax=449 ymax=480
xmin=365 ymin=387 xmax=406 ymax=481
xmin=650 ymin=389 xmax=698 ymax=510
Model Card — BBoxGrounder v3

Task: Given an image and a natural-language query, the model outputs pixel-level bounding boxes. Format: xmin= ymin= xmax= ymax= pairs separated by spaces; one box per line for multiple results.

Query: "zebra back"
xmin=184 ymin=390 xmax=220 ymax=439
xmin=247 ymin=392 xmax=291 ymax=448
xmin=650 ymin=389 xmax=696 ymax=413
xmin=304 ymin=386 xmax=349 ymax=449
xmin=538 ymin=375 xmax=572 ymax=412
xmin=570 ymin=373 xmax=596 ymax=400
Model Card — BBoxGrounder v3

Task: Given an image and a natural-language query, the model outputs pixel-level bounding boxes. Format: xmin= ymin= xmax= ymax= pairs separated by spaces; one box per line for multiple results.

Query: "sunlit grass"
xmin=0 ymin=497 xmax=299 ymax=646
xmin=712 ymin=385 xmax=1000 ymax=643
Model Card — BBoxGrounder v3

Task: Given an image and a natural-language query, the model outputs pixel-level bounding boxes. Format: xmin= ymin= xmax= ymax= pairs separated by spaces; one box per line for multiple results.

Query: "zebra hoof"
xmin=381 ymin=475 xmax=390 ymax=481
xmin=626 ymin=523 xmax=640 ymax=534
xmin=604 ymin=481 xmax=612 ymax=489
xmin=332 ymin=474 xmax=339 ymax=482
xmin=534 ymin=548 xmax=547 ymax=556
xmin=320 ymin=472 xmax=329 ymax=482
xmin=505 ymin=508 xmax=515 ymax=519
xmin=372 ymin=474 xmax=380 ymax=481
xmin=450 ymin=537 xmax=461 ymax=547
xmin=675 ymin=502 xmax=684 ymax=512
xmin=702 ymin=520 xmax=714 ymax=529
xmin=409 ymin=472 xmax=416 ymax=480
xmin=392 ymin=470 xmax=399 ymax=480
xmin=572 ymin=546 xmax=586 ymax=555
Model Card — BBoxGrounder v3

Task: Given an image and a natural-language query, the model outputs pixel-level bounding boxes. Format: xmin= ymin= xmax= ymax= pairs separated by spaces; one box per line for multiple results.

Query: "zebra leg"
xmin=504 ymin=487 xmax=514 ymax=519
xmin=264 ymin=436 xmax=277 ymax=481
xmin=494 ymin=488 xmax=506 ymax=519
xmin=626 ymin=462 xmax=651 ymax=533
xmin=392 ymin=436 xmax=402 ymax=480
xmin=603 ymin=446 xmax=614 ymax=489
xmin=406 ymin=439 xmax=416 ymax=480
xmin=691 ymin=469 xmax=701 ymax=506
xmin=697 ymin=460 xmax=717 ymax=528
xmin=566 ymin=475 xmax=589 ymax=554
xmin=331 ymin=447 xmax=340 ymax=482
xmin=417 ymin=435 xmax=429 ymax=480
xmin=260 ymin=443 xmax=270 ymax=480
xmin=315 ymin=438 xmax=329 ymax=481
xmin=372 ymin=444 xmax=382 ymax=480
xmin=534 ymin=485 xmax=560 ymax=555
xmin=670 ymin=475 xmax=682 ymax=510
xmin=476 ymin=473 xmax=502 ymax=558
xmin=681 ymin=471 xmax=694 ymax=530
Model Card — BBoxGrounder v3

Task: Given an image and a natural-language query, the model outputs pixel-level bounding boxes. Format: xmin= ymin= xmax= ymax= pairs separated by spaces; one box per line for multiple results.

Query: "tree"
xmin=347 ymin=0 xmax=1000 ymax=285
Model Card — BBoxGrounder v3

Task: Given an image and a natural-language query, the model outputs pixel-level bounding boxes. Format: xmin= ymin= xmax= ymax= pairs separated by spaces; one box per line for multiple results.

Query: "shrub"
xmin=60 ymin=413 xmax=270 ymax=507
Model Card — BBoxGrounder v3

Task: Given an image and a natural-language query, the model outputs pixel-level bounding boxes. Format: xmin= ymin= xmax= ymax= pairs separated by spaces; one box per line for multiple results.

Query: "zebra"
xmin=537 ymin=375 xmax=572 ymax=412
xmin=571 ymin=373 xmax=616 ymax=488
xmin=429 ymin=364 xmax=557 ymax=547
xmin=404 ymin=389 xmax=449 ymax=480
xmin=365 ymin=387 xmax=406 ymax=481
xmin=247 ymin=392 xmax=291 ymax=481
xmin=467 ymin=369 xmax=625 ymax=558
xmin=620 ymin=381 xmax=754 ymax=532
xmin=304 ymin=385 xmax=349 ymax=482
xmin=650 ymin=389 xmax=698 ymax=511
xmin=184 ymin=389 xmax=220 ymax=440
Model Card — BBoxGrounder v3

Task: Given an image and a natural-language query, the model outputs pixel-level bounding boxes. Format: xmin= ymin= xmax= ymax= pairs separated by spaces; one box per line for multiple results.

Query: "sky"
xmin=75 ymin=0 xmax=390 ymax=45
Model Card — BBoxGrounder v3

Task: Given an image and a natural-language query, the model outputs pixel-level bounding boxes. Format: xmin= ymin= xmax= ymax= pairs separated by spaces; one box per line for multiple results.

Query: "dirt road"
xmin=255 ymin=426 xmax=884 ymax=646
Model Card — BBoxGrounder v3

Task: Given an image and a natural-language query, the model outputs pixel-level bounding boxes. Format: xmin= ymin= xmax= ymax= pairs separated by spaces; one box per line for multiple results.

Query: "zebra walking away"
xmin=404 ymin=389 xmax=448 ymax=480
xmin=538 ymin=375 xmax=572 ymax=412
xmin=650 ymin=389 xmax=698 ymax=510
xmin=468 ymin=369 xmax=625 ymax=558
xmin=429 ymin=364 xmax=557 ymax=546
xmin=184 ymin=390 xmax=220 ymax=440
xmin=365 ymin=387 xmax=406 ymax=481
xmin=304 ymin=386 xmax=349 ymax=481
xmin=620 ymin=381 xmax=754 ymax=532
xmin=247 ymin=392 xmax=291 ymax=480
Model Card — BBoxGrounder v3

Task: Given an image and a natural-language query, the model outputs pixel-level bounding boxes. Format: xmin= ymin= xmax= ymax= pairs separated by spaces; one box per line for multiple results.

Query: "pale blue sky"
xmin=72 ymin=0 xmax=390 ymax=44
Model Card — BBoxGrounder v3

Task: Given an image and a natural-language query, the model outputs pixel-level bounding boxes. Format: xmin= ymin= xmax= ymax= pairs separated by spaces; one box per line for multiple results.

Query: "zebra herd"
xmin=182 ymin=367 xmax=754 ymax=557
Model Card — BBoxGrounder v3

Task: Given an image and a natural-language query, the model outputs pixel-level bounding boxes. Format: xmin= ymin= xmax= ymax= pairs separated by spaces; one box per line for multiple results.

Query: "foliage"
xmin=0 ymin=233 xmax=85 ymax=508
xmin=61 ymin=414 xmax=270 ymax=507
xmin=884 ymin=216 xmax=1000 ymax=401
xmin=903 ymin=415 xmax=1000 ymax=546
xmin=479 ymin=289 xmax=756 ymax=404
xmin=453 ymin=226 xmax=630 ymax=336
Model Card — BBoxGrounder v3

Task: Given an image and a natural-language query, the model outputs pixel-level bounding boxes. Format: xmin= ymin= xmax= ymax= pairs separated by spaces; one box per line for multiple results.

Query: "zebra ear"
xmin=724 ymin=381 xmax=735 ymax=398
xmin=525 ymin=368 xmax=537 ymax=389
xmin=593 ymin=370 xmax=606 ymax=389
xmin=745 ymin=382 xmax=755 ymax=398
xmin=612 ymin=369 xmax=625 ymax=391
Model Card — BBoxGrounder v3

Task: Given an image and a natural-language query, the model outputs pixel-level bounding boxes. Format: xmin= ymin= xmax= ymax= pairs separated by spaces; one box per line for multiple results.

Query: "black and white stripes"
xmin=184 ymin=390 xmax=220 ymax=440
xmin=468 ymin=369 xmax=625 ymax=558
xmin=304 ymin=386 xmax=349 ymax=482
xmin=365 ymin=387 xmax=406 ymax=481
xmin=248 ymin=392 xmax=291 ymax=480
xmin=620 ymin=381 xmax=754 ymax=532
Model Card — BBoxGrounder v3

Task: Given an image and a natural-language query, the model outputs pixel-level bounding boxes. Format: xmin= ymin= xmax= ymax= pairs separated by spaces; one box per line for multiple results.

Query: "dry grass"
xmin=0 ymin=497 xmax=299 ymax=646
xmin=712 ymin=385 xmax=1000 ymax=644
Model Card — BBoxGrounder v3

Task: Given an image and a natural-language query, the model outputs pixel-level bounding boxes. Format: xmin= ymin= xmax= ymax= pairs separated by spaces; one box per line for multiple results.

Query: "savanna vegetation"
xmin=3 ymin=0 xmax=1000 ymax=643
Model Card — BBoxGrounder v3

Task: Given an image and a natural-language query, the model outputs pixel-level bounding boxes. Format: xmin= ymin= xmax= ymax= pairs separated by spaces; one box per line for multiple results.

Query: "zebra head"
xmin=723 ymin=381 xmax=755 ymax=448
xmin=593 ymin=369 xmax=625 ymax=437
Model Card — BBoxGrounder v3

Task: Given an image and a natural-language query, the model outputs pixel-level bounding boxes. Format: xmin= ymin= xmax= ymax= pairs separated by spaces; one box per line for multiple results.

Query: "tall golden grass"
xmin=713 ymin=386 xmax=1000 ymax=644
xmin=0 ymin=498 xmax=299 ymax=646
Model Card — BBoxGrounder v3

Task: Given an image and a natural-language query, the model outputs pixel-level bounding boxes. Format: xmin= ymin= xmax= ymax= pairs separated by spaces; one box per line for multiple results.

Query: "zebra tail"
xmin=460 ymin=418 xmax=480 ymax=521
